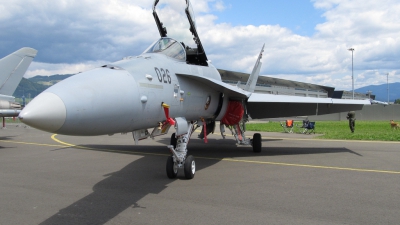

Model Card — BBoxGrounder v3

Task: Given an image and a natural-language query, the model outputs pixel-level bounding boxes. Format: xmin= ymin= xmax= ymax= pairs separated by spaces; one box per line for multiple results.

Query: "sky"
xmin=1 ymin=0 xmax=400 ymax=91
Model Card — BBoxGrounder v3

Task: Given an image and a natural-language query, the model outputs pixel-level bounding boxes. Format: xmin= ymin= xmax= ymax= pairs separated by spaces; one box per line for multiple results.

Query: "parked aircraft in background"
xmin=370 ymin=99 xmax=389 ymax=105
xmin=0 ymin=47 xmax=38 ymax=117
xmin=19 ymin=0 xmax=369 ymax=179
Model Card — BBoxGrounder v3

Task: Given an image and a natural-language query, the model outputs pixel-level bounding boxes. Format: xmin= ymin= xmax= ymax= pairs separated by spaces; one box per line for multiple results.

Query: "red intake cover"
xmin=221 ymin=101 xmax=244 ymax=125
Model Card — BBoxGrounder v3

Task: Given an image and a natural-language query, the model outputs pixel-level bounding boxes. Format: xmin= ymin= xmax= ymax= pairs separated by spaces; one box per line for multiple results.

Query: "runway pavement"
xmin=1 ymin=124 xmax=399 ymax=225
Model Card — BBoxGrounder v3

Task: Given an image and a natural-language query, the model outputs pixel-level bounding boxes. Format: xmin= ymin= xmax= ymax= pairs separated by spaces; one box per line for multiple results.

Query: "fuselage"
xmin=19 ymin=38 xmax=230 ymax=135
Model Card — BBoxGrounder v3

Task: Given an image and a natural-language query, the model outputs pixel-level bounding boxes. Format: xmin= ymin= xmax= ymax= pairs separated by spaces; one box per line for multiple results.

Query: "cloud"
xmin=0 ymin=0 xmax=157 ymax=63
xmin=213 ymin=1 xmax=226 ymax=11
xmin=201 ymin=0 xmax=400 ymax=90
xmin=2 ymin=0 xmax=400 ymax=90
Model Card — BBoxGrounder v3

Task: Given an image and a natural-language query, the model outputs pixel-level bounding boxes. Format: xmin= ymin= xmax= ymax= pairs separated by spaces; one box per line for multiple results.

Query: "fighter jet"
xmin=19 ymin=0 xmax=369 ymax=179
xmin=0 ymin=47 xmax=38 ymax=117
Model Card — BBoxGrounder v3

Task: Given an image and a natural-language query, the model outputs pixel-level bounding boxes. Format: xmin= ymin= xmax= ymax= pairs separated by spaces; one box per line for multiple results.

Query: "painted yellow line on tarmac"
xmin=197 ymin=130 xmax=400 ymax=144
xmin=0 ymin=139 xmax=66 ymax=148
xmin=264 ymin=137 xmax=400 ymax=144
xmin=51 ymin=134 xmax=400 ymax=175
xmin=196 ymin=157 xmax=400 ymax=174
xmin=51 ymin=134 xmax=76 ymax=147
xmin=51 ymin=134 xmax=168 ymax=157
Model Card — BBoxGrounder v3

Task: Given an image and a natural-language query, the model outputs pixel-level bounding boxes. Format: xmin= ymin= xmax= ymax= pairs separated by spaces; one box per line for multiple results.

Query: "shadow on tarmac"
xmin=39 ymin=136 xmax=360 ymax=224
xmin=39 ymin=148 xmax=218 ymax=225
xmin=0 ymin=135 xmax=16 ymax=141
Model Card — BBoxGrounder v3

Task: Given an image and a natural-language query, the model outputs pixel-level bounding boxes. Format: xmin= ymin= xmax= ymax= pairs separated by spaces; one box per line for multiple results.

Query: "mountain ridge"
xmin=355 ymin=82 xmax=400 ymax=102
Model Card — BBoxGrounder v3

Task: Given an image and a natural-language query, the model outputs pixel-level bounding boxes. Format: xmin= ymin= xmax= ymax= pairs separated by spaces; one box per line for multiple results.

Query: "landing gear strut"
xmin=222 ymin=120 xmax=262 ymax=153
xmin=166 ymin=118 xmax=197 ymax=179
xmin=170 ymin=132 xmax=177 ymax=149
xmin=224 ymin=123 xmax=262 ymax=152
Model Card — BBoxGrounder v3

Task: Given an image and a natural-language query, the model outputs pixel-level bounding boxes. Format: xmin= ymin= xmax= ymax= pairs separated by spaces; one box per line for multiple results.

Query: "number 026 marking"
xmin=154 ymin=67 xmax=171 ymax=84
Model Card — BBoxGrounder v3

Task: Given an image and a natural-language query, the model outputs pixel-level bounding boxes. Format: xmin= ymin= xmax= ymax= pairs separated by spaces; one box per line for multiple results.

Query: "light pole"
xmin=367 ymin=90 xmax=372 ymax=99
xmin=348 ymin=48 xmax=355 ymax=99
xmin=387 ymin=73 xmax=389 ymax=104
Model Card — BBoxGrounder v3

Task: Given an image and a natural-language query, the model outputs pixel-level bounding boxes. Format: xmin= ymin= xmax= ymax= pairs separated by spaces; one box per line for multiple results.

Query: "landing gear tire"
xmin=184 ymin=155 xmax=195 ymax=179
xmin=170 ymin=133 xmax=177 ymax=149
xmin=252 ymin=133 xmax=262 ymax=153
xmin=166 ymin=155 xmax=178 ymax=179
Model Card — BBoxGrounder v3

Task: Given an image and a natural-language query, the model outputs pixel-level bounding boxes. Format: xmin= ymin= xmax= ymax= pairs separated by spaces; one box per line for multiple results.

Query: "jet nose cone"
xmin=19 ymin=92 xmax=66 ymax=133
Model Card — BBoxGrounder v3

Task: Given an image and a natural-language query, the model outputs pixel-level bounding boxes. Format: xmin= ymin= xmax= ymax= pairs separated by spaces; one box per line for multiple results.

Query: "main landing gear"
xmin=166 ymin=117 xmax=197 ymax=179
xmin=252 ymin=133 xmax=262 ymax=153
xmin=164 ymin=117 xmax=262 ymax=179
xmin=222 ymin=123 xmax=262 ymax=153
xmin=165 ymin=120 xmax=262 ymax=179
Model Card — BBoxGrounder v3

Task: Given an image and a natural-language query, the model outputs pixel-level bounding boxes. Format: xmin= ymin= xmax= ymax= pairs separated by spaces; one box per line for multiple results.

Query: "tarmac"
xmin=1 ymin=123 xmax=399 ymax=225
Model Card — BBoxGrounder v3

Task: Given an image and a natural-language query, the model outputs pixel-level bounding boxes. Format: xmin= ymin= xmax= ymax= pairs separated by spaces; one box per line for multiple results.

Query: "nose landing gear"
xmin=166 ymin=118 xmax=197 ymax=179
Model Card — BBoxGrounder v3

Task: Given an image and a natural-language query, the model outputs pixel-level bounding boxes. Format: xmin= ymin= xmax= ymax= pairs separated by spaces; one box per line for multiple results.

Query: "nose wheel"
xmin=184 ymin=155 xmax=195 ymax=179
xmin=166 ymin=155 xmax=178 ymax=178
xmin=166 ymin=155 xmax=196 ymax=179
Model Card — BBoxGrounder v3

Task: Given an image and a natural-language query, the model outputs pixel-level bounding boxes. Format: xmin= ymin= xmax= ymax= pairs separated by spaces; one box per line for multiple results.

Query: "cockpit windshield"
xmin=144 ymin=38 xmax=186 ymax=61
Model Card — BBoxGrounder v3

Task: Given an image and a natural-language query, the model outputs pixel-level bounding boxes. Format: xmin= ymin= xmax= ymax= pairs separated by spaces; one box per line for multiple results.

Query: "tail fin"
xmin=0 ymin=47 xmax=38 ymax=96
xmin=244 ymin=44 xmax=264 ymax=93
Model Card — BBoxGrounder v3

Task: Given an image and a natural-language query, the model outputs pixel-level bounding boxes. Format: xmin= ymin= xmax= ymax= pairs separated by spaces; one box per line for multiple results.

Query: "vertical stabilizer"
xmin=244 ymin=44 xmax=264 ymax=93
xmin=0 ymin=47 xmax=38 ymax=96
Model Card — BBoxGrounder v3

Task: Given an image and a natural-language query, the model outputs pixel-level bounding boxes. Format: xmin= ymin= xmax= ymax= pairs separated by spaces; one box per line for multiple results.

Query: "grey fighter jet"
xmin=19 ymin=0 xmax=369 ymax=179
xmin=0 ymin=47 xmax=38 ymax=117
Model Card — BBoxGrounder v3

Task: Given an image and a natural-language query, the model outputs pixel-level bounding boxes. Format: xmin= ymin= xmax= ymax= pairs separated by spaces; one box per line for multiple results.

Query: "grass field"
xmin=2 ymin=118 xmax=22 ymax=124
xmin=3 ymin=118 xmax=400 ymax=141
xmin=246 ymin=121 xmax=400 ymax=141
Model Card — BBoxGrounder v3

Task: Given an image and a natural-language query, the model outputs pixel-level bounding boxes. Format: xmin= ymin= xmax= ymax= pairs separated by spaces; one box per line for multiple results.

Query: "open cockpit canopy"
xmin=144 ymin=38 xmax=186 ymax=61
xmin=152 ymin=0 xmax=208 ymax=66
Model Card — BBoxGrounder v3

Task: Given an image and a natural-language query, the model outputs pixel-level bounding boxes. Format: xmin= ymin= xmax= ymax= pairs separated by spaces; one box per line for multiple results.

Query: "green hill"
xmin=13 ymin=74 xmax=74 ymax=99
xmin=29 ymin=74 xmax=74 ymax=85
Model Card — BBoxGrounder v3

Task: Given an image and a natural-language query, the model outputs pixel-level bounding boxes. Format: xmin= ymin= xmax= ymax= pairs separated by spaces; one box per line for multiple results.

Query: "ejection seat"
xmin=185 ymin=46 xmax=208 ymax=66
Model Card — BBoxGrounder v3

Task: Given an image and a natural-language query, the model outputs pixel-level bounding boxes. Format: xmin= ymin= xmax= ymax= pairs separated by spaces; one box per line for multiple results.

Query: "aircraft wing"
xmin=217 ymin=69 xmax=336 ymax=96
xmin=176 ymin=73 xmax=250 ymax=99
xmin=177 ymin=73 xmax=369 ymax=119
xmin=247 ymin=93 xmax=370 ymax=119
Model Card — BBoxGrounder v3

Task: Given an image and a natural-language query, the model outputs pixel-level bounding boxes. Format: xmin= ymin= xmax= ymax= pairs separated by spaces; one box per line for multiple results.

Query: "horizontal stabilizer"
xmin=0 ymin=47 xmax=38 ymax=96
